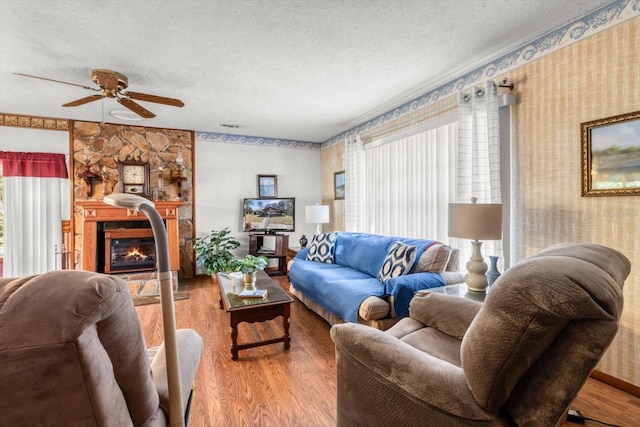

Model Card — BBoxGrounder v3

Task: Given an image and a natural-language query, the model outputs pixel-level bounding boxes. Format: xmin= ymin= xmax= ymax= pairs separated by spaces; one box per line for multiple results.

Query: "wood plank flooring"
xmin=135 ymin=276 xmax=640 ymax=427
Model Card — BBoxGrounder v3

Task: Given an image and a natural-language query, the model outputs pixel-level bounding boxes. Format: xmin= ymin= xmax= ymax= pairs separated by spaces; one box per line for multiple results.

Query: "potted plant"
xmin=193 ymin=227 xmax=241 ymax=276
xmin=233 ymin=254 xmax=268 ymax=285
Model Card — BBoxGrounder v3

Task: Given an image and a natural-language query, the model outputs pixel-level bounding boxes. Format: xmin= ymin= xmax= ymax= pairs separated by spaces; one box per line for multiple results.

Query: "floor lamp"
xmin=104 ymin=193 xmax=185 ymax=427
xmin=448 ymin=197 xmax=502 ymax=292
xmin=305 ymin=204 xmax=330 ymax=235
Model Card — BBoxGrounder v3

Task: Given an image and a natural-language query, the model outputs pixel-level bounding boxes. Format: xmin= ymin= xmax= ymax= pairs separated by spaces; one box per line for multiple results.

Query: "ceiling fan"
xmin=14 ymin=69 xmax=184 ymax=119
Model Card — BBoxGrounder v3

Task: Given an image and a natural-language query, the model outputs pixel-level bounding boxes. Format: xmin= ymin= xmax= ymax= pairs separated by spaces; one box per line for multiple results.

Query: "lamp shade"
xmin=305 ymin=204 xmax=330 ymax=224
xmin=448 ymin=201 xmax=502 ymax=241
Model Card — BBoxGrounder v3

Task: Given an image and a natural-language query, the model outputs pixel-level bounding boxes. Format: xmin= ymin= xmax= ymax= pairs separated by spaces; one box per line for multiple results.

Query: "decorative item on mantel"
xmin=170 ymin=150 xmax=187 ymax=197
xmin=155 ymin=167 xmax=165 ymax=200
xmin=76 ymin=149 xmax=106 ymax=198
xmin=99 ymin=166 xmax=109 ymax=195
xmin=77 ymin=160 xmax=99 ymax=197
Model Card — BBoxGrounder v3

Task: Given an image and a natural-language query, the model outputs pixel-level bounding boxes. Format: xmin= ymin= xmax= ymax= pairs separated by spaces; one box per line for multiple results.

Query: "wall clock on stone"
xmin=117 ymin=158 xmax=150 ymax=196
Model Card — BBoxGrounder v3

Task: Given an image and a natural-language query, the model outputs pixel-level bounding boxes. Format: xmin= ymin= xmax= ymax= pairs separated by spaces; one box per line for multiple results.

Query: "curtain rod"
xmin=358 ymin=77 xmax=514 ymax=144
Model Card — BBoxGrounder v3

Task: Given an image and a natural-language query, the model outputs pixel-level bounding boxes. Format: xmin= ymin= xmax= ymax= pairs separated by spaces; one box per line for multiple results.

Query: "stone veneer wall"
xmin=71 ymin=121 xmax=195 ymax=278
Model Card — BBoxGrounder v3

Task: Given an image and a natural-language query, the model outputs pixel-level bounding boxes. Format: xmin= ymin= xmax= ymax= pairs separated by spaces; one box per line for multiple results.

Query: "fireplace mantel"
xmin=75 ymin=200 xmax=183 ymax=273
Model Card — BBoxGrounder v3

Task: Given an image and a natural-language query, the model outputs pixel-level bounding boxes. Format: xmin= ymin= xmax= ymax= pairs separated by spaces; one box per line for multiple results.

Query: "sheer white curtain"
xmin=454 ymin=81 xmax=503 ymax=265
xmin=344 ymin=134 xmax=366 ymax=232
xmin=0 ymin=152 xmax=69 ymax=276
xmin=364 ymin=121 xmax=457 ymax=240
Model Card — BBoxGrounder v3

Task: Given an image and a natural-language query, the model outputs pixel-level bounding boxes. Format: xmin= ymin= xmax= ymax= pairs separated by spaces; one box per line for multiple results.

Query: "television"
xmin=242 ymin=197 xmax=295 ymax=233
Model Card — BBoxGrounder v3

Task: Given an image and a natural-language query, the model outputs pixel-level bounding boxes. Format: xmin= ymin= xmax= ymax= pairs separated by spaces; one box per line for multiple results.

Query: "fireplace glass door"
xmin=104 ymin=229 xmax=156 ymax=274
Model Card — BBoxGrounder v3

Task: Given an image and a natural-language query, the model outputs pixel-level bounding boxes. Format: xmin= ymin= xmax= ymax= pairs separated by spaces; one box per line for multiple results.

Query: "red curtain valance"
xmin=0 ymin=151 xmax=68 ymax=178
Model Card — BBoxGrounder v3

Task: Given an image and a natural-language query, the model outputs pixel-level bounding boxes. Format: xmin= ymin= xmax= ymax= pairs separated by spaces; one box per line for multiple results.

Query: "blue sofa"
xmin=288 ymin=232 xmax=463 ymax=330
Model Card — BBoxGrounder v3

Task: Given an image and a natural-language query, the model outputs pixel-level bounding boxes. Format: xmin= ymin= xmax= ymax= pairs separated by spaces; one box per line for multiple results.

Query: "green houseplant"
xmin=233 ymin=254 xmax=268 ymax=285
xmin=193 ymin=227 xmax=241 ymax=275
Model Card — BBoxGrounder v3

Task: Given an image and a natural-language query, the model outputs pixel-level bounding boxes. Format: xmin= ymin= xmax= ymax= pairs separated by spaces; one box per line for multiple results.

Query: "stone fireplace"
xmin=71 ymin=121 xmax=195 ymax=278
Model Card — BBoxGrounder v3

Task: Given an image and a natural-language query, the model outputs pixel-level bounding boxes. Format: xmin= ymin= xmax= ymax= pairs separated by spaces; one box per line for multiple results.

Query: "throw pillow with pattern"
xmin=306 ymin=232 xmax=337 ymax=264
xmin=378 ymin=241 xmax=417 ymax=283
xmin=414 ymin=243 xmax=452 ymax=273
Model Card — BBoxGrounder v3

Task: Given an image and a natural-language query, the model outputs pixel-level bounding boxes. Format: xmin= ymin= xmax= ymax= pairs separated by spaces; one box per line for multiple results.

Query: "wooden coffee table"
xmin=216 ymin=270 xmax=294 ymax=360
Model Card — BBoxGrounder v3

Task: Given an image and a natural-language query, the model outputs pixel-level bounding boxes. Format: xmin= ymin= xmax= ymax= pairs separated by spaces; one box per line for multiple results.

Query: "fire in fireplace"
xmin=104 ymin=229 xmax=157 ymax=274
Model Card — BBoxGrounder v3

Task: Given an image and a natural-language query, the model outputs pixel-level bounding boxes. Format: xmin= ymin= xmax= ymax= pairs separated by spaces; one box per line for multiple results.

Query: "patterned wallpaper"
xmin=509 ymin=17 xmax=639 ymax=386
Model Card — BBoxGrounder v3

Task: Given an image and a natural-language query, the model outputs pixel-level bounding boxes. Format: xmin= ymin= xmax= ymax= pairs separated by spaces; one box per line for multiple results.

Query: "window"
xmin=364 ymin=120 xmax=457 ymax=242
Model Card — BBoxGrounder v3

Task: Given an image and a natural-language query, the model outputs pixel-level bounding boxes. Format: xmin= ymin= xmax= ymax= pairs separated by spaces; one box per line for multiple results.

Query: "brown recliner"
xmin=0 ymin=270 xmax=203 ymax=426
xmin=330 ymin=243 xmax=630 ymax=427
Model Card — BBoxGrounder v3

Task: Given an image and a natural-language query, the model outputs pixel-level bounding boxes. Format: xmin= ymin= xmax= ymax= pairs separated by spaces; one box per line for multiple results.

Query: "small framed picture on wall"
xmin=334 ymin=170 xmax=345 ymax=200
xmin=258 ymin=175 xmax=277 ymax=198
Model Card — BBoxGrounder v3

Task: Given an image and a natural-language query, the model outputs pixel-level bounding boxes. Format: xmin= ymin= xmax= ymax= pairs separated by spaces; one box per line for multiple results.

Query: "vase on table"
xmin=243 ymin=271 xmax=257 ymax=288
xmin=487 ymin=256 xmax=501 ymax=286
xmin=299 ymin=235 xmax=308 ymax=248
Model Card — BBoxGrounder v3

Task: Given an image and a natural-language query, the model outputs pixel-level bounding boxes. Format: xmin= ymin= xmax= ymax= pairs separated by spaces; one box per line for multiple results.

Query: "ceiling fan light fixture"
xmin=16 ymin=68 xmax=183 ymax=119
xmin=110 ymin=109 xmax=144 ymax=121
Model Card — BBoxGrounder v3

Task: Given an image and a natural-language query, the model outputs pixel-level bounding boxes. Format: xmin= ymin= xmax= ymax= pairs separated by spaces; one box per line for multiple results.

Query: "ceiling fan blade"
xmin=117 ymin=97 xmax=156 ymax=118
xmin=14 ymin=72 xmax=98 ymax=91
xmin=124 ymin=91 xmax=185 ymax=107
xmin=63 ymin=94 xmax=104 ymax=107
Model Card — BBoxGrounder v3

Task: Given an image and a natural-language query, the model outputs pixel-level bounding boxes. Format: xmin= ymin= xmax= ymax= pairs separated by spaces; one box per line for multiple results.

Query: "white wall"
xmin=194 ymin=140 xmax=322 ymax=256
xmin=0 ymin=127 xmax=69 ymax=153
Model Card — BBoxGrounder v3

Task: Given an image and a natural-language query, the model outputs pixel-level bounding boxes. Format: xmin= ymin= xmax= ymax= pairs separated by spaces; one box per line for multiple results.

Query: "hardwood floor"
xmin=136 ymin=276 xmax=640 ymax=427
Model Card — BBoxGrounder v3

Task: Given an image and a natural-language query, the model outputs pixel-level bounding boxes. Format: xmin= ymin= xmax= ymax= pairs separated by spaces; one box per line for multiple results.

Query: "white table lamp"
xmin=448 ymin=197 xmax=502 ymax=292
xmin=305 ymin=204 xmax=330 ymax=235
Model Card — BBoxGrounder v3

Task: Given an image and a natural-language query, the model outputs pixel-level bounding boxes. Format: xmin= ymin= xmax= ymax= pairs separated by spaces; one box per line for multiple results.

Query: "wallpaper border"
xmin=195 ymin=131 xmax=321 ymax=150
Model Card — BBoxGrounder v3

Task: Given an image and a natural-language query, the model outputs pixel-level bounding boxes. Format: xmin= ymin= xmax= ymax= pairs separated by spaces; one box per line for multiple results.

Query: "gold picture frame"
xmin=257 ymin=174 xmax=277 ymax=198
xmin=581 ymin=110 xmax=640 ymax=197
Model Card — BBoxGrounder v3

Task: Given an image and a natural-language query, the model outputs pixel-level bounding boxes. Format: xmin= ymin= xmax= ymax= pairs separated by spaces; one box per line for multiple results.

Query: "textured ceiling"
xmin=0 ymin=0 xmax=612 ymax=143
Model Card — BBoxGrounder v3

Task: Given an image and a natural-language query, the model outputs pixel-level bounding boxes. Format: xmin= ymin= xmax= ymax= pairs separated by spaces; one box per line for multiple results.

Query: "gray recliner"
xmin=330 ymin=243 xmax=630 ymax=427
xmin=0 ymin=270 xmax=203 ymax=426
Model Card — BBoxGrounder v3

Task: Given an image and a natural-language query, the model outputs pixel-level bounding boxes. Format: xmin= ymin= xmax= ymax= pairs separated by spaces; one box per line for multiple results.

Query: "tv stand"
xmin=249 ymin=234 xmax=289 ymax=276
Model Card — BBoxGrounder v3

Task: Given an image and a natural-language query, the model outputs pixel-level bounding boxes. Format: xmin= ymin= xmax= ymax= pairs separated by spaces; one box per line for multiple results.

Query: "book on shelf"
xmin=237 ymin=289 xmax=268 ymax=298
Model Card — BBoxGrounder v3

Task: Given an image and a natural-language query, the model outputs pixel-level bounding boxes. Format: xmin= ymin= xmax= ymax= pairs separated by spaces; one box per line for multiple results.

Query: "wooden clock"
xmin=117 ymin=158 xmax=150 ymax=196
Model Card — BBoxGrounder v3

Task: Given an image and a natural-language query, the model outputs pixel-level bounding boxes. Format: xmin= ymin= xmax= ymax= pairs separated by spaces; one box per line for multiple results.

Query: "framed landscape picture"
xmin=334 ymin=170 xmax=345 ymax=200
xmin=581 ymin=110 xmax=640 ymax=197
xmin=258 ymin=175 xmax=277 ymax=198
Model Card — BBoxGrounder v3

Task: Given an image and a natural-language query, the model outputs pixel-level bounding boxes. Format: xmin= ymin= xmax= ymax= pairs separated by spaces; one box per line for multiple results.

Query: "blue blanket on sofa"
xmin=289 ymin=232 xmax=446 ymax=322
xmin=289 ymin=258 xmax=385 ymax=323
